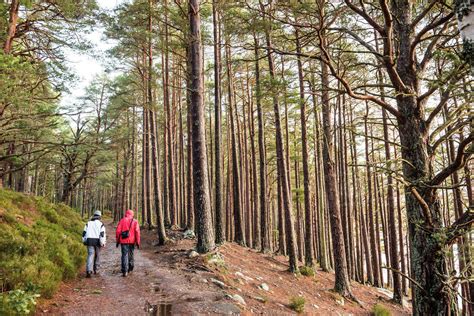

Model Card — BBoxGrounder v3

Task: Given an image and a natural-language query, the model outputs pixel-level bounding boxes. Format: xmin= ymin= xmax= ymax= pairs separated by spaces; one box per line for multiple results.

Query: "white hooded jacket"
xmin=82 ymin=218 xmax=106 ymax=247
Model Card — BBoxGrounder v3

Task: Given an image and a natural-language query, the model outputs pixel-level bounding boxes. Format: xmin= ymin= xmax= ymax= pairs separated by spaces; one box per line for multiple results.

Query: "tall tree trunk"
xmin=382 ymin=108 xmax=403 ymax=303
xmin=262 ymin=2 xmax=299 ymax=272
xmin=364 ymin=107 xmax=381 ymax=287
xmin=163 ymin=0 xmax=176 ymax=228
xmin=242 ymin=93 xmax=252 ymax=247
xmin=150 ymin=108 xmax=166 ymax=244
xmin=342 ymin=99 xmax=355 ymax=280
xmin=310 ymin=73 xmax=328 ymax=271
xmin=248 ymin=66 xmax=260 ymax=250
xmin=144 ymin=50 xmax=153 ymax=228
xmin=392 ymin=3 xmax=460 ymax=313
xmin=129 ymin=104 xmax=137 ymax=212
xmin=148 ymin=0 xmax=166 ymax=243
xmin=254 ymin=34 xmax=270 ymax=252
xmin=188 ymin=0 xmax=214 ymax=253
xmin=185 ymin=46 xmax=194 ymax=231
xmin=296 ymin=29 xmax=314 ymax=267
xmin=337 ymin=91 xmax=351 ymax=279
xmin=225 ymin=38 xmax=245 ymax=246
xmin=212 ymin=0 xmax=224 ymax=245
xmin=320 ymin=29 xmax=352 ymax=296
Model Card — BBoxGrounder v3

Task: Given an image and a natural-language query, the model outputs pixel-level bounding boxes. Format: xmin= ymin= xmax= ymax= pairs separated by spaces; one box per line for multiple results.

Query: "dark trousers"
xmin=120 ymin=244 xmax=135 ymax=273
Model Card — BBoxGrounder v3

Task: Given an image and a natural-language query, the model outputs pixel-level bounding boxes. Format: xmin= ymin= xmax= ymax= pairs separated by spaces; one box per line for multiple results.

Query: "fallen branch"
xmin=154 ymin=249 xmax=188 ymax=254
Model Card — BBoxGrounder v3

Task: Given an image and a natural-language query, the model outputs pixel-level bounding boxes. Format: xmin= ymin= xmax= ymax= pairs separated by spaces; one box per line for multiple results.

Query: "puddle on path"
xmin=145 ymin=301 xmax=172 ymax=316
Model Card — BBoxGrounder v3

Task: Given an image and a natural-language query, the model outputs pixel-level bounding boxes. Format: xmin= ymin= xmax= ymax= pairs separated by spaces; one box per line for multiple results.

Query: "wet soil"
xmin=37 ymin=221 xmax=239 ymax=315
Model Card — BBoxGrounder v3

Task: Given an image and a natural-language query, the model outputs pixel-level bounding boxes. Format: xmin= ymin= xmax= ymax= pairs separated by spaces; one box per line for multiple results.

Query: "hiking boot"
xmin=93 ymin=270 xmax=98 ymax=275
xmin=86 ymin=272 xmax=92 ymax=278
xmin=122 ymin=271 xmax=128 ymax=277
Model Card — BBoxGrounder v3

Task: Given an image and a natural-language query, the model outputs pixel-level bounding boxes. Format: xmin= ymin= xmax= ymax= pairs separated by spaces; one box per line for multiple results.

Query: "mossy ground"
xmin=0 ymin=189 xmax=85 ymax=314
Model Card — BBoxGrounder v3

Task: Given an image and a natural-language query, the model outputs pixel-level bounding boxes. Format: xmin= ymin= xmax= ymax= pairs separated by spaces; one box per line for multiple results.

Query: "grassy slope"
xmin=0 ymin=189 xmax=85 ymax=312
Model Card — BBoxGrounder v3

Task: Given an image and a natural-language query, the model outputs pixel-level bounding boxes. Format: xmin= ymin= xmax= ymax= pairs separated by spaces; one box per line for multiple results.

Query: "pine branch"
xmin=429 ymin=133 xmax=474 ymax=186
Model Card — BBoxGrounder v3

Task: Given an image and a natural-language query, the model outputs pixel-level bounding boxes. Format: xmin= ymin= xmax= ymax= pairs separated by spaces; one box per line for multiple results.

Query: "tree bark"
xmin=225 ymin=38 xmax=245 ymax=246
xmin=262 ymin=2 xmax=299 ymax=272
xmin=296 ymin=29 xmax=314 ymax=267
xmin=188 ymin=0 xmax=215 ymax=253
xmin=320 ymin=29 xmax=352 ymax=296
xmin=254 ymin=35 xmax=270 ymax=252
xmin=382 ymin=108 xmax=403 ymax=303
xmin=148 ymin=0 xmax=166 ymax=243
xmin=4 ymin=0 xmax=19 ymax=54
xmin=212 ymin=0 xmax=224 ymax=245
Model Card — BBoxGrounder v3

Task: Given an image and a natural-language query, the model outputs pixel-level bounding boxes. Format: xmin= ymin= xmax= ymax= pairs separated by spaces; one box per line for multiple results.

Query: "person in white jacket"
xmin=82 ymin=210 xmax=106 ymax=278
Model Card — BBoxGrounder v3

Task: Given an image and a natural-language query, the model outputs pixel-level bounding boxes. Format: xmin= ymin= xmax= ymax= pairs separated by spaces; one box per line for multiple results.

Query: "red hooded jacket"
xmin=116 ymin=210 xmax=140 ymax=246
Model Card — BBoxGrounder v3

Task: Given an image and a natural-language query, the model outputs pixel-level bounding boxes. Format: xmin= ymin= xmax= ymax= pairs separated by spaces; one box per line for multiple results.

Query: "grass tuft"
xmin=299 ymin=265 xmax=315 ymax=277
xmin=373 ymin=303 xmax=391 ymax=316
xmin=289 ymin=296 xmax=305 ymax=313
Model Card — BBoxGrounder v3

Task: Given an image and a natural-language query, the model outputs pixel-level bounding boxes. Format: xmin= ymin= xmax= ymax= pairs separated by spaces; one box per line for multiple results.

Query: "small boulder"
xmin=235 ymin=271 xmax=245 ymax=278
xmin=212 ymin=302 xmax=241 ymax=314
xmin=254 ymin=296 xmax=266 ymax=303
xmin=183 ymin=230 xmax=195 ymax=239
xmin=188 ymin=250 xmax=199 ymax=258
xmin=259 ymin=283 xmax=270 ymax=291
xmin=211 ymin=278 xmax=227 ymax=289
xmin=235 ymin=271 xmax=253 ymax=282
xmin=230 ymin=294 xmax=246 ymax=305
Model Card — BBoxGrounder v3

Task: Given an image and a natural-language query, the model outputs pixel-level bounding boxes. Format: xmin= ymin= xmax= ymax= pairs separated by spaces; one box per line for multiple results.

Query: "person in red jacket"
xmin=116 ymin=209 xmax=140 ymax=277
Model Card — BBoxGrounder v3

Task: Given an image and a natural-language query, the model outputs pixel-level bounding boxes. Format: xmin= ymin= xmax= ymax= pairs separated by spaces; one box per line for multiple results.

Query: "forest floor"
xmin=37 ymin=221 xmax=412 ymax=315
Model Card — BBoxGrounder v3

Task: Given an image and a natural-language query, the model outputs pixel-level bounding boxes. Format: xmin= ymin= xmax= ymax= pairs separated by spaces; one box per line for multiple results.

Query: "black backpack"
xmin=121 ymin=219 xmax=133 ymax=239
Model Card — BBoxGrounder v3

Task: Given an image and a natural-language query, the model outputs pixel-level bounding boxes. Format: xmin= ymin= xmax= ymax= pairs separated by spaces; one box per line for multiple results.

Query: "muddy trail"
xmin=37 ymin=221 xmax=240 ymax=315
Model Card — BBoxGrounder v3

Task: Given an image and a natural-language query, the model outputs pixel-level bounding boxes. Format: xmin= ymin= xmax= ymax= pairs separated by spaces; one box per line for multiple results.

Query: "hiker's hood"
xmin=125 ymin=209 xmax=134 ymax=218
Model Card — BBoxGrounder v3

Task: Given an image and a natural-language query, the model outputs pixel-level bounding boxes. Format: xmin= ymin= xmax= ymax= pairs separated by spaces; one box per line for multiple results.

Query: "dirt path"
xmin=37 ymin=221 xmax=240 ymax=315
xmin=37 ymin=220 xmax=411 ymax=315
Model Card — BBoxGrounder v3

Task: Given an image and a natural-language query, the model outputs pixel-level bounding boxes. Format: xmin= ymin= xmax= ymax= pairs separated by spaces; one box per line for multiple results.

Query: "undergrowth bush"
xmin=0 ymin=289 xmax=40 ymax=315
xmin=299 ymin=265 xmax=315 ymax=277
xmin=289 ymin=296 xmax=306 ymax=313
xmin=0 ymin=189 xmax=85 ymax=313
